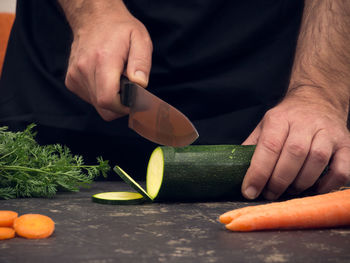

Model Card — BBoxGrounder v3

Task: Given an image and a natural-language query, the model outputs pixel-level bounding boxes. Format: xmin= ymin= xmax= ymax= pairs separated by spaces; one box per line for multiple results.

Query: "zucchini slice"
xmin=146 ymin=147 xmax=164 ymax=200
xmin=92 ymin=192 xmax=145 ymax=205
xmin=113 ymin=165 xmax=153 ymax=201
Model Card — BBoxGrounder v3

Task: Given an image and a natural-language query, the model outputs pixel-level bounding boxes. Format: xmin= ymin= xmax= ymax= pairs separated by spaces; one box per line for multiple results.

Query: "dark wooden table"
xmin=1 ymin=181 xmax=350 ymax=263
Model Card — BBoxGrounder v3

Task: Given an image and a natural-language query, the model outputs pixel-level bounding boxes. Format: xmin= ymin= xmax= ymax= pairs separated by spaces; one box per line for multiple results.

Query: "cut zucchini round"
xmin=92 ymin=192 xmax=145 ymax=205
xmin=146 ymin=147 xmax=164 ymax=200
xmin=113 ymin=166 xmax=152 ymax=201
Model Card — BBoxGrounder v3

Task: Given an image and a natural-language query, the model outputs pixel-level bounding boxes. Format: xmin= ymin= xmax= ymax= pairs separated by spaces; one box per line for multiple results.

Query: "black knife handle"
xmin=120 ymin=75 xmax=133 ymax=107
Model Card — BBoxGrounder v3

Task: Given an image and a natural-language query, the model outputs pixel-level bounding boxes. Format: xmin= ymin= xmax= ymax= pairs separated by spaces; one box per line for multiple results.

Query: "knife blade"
xmin=120 ymin=76 xmax=199 ymax=147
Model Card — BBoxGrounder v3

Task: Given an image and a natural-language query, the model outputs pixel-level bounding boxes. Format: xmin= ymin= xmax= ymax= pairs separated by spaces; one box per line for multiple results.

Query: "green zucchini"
xmin=93 ymin=145 xmax=255 ymax=204
xmin=92 ymin=192 xmax=146 ymax=205
xmin=146 ymin=145 xmax=255 ymax=201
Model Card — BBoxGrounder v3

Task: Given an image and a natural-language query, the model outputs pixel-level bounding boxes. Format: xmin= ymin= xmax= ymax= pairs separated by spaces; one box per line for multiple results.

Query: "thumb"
xmin=126 ymin=29 xmax=153 ymax=87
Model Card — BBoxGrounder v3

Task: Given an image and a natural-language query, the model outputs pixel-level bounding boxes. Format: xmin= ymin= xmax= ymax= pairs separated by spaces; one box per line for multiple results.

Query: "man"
xmin=1 ymin=0 xmax=349 ymax=200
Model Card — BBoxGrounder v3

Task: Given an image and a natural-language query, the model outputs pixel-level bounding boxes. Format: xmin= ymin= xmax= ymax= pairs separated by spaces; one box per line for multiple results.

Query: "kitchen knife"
xmin=119 ymin=76 xmax=199 ymax=147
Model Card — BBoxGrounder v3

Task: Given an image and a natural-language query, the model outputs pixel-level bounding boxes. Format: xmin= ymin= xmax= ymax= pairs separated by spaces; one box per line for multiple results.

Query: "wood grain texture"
xmin=0 ymin=181 xmax=350 ymax=263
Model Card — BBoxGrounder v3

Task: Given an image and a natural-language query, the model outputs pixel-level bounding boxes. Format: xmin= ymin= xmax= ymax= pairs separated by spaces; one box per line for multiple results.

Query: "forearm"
xmin=288 ymin=0 xmax=350 ymax=118
xmin=57 ymin=0 xmax=129 ymax=33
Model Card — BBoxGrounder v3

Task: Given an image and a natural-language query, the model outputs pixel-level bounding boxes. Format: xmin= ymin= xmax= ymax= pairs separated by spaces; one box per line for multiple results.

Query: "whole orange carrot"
xmin=0 ymin=211 xmax=18 ymax=227
xmin=220 ymin=189 xmax=350 ymax=224
xmin=220 ymin=189 xmax=350 ymax=231
xmin=0 ymin=227 xmax=15 ymax=240
xmin=14 ymin=214 xmax=55 ymax=239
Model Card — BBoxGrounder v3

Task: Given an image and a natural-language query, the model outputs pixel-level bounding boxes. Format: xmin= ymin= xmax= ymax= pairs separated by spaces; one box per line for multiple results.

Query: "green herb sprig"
xmin=0 ymin=124 xmax=110 ymax=199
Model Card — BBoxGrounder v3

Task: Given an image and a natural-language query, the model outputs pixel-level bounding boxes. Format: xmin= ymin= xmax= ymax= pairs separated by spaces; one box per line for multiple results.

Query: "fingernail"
xmin=244 ymin=186 xmax=258 ymax=200
xmin=264 ymin=191 xmax=277 ymax=200
xmin=134 ymin=70 xmax=147 ymax=85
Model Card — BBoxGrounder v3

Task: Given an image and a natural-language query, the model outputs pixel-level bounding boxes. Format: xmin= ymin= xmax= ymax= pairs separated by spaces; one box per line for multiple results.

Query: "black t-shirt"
xmin=0 ymin=0 xmax=304 ymax=145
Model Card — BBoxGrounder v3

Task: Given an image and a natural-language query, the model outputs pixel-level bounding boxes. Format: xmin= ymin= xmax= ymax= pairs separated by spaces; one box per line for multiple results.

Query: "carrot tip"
xmin=219 ymin=214 xmax=233 ymax=224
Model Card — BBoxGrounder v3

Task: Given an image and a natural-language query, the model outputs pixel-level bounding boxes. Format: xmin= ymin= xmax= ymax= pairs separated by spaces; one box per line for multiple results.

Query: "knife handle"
xmin=120 ymin=75 xmax=133 ymax=107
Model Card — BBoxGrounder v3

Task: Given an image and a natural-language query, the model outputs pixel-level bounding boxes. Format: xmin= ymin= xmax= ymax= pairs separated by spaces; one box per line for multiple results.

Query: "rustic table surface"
xmin=1 ymin=181 xmax=350 ymax=263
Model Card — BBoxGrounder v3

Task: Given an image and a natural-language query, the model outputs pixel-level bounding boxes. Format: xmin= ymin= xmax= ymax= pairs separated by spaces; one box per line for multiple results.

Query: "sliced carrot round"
xmin=0 ymin=210 xmax=18 ymax=227
xmin=14 ymin=214 xmax=55 ymax=239
xmin=0 ymin=227 xmax=16 ymax=240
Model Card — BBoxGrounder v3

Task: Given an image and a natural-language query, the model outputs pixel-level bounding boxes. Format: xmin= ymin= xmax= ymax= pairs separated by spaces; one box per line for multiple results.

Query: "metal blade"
xmin=125 ymin=83 xmax=198 ymax=147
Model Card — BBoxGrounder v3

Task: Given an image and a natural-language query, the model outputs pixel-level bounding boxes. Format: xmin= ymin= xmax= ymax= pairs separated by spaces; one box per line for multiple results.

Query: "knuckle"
xmin=95 ymin=49 xmax=109 ymax=65
xmin=131 ymin=44 xmax=152 ymax=65
xmin=260 ymin=138 xmax=283 ymax=155
xmin=95 ymin=49 xmax=107 ymax=60
xmin=264 ymin=109 xmax=275 ymax=118
xmin=132 ymin=27 xmax=153 ymax=53
xmin=76 ymin=58 xmax=89 ymax=75
xmin=255 ymin=171 xmax=271 ymax=185
xmin=64 ymin=75 xmax=72 ymax=90
xmin=95 ymin=95 xmax=112 ymax=109
xmin=269 ymin=176 xmax=290 ymax=191
xmin=65 ymin=71 xmax=78 ymax=92
xmin=310 ymin=148 xmax=330 ymax=165
xmin=264 ymin=109 xmax=283 ymax=123
xmin=247 ymin=165 xmax=271 ymax=185
xmin=133 ymin=56 xmax=151 ymax=69
xmin=286 ymin=143 xmax=308 ymax=159
xmin=262 ymin=111 xmax=274 ymax=123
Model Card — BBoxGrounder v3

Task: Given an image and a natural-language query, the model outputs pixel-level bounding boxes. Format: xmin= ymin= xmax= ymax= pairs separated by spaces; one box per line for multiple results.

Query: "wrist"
xmin=286 ymin=83 xmax=350 ymax=121
xmin=58 ymin=0 xmax=130 ymax=35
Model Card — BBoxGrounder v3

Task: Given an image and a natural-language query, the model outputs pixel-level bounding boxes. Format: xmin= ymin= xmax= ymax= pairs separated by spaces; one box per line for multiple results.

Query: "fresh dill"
xmin=0 ymin=124 xmax=110 ymax=199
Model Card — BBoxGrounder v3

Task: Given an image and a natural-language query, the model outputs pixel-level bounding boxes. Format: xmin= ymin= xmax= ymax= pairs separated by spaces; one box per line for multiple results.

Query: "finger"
xmin=290 ymin=131 xmax=332 ymax=193
xmin=126 ymin=29 xmax=153 ymax=87
xmin=242 ymin=122 xmax=261 ymax=145
xmin=65 ymin=69 xmax=92 ymax=104
xmin=94 ymin=48 xmax=130 ymax=120
xmin=74 ymin=53 xmax=96 ymax=98
xmin=263 ymin=125 xmax=312 ymax=200
xmin=65 ymin=48 xmax=97 ymax=105
xmin=317 ymin=146 xmax=350 ymax=193
xmin=241 ymin=112 xmax=289 ymax=200
xmin=66 ymin=66 xmax=120 ymax=120
xmin=95 ymin=107 xmax=123 ymax=121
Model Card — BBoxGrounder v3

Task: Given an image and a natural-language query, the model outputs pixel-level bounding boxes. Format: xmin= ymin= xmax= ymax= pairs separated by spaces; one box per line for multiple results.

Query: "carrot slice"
xmin=0 ymin=211 xmax=18 ymax=227
xmin=0 ymin=227 xmax=16 ymax=240
xmin=14 ymin=214 xmax=55 ymax=239
xmin=220 ymin=189 xmax=350 ymax=231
